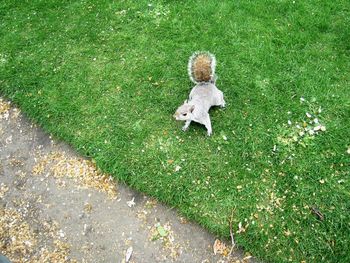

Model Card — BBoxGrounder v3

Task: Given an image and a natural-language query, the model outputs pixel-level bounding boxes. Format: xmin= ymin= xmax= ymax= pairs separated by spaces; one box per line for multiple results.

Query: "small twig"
xmin=310 ymin=205 xmax=324 ymax=221
xmin=228 ymin=208 xmax=236 ymax=256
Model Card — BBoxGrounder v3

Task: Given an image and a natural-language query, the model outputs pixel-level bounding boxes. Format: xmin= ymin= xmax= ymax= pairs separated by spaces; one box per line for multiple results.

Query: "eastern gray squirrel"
xmin=173 ymin=51 xmax=225 ymax=136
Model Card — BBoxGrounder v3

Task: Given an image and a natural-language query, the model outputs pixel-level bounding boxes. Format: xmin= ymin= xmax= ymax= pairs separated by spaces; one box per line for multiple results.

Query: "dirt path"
xmin=0 ymin=98 xmax=254 ymax=263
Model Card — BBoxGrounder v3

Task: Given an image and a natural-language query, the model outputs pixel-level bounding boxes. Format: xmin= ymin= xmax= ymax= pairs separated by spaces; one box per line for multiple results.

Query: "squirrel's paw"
xmin=207 ymin=130 xmax=212 ymax=136
xmin=182 ymin=126 xmax=189 ymax=132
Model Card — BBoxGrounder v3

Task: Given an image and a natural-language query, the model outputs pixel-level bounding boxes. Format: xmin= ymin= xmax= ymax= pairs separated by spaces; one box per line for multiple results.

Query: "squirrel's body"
xmin=174 ymin=52 xmax=225 ymax=136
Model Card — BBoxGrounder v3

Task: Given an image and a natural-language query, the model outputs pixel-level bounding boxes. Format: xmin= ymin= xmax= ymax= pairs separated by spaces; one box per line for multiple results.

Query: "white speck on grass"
xmin=314 ymin=125 xmax=321 ymax=131
xmin=0 ymin=53 xmax=8 ymax=64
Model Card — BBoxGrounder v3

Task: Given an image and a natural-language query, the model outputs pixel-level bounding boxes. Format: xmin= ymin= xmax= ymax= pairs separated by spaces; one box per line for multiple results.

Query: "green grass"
xmin=1 ymin=0 xmax=349 ymax=262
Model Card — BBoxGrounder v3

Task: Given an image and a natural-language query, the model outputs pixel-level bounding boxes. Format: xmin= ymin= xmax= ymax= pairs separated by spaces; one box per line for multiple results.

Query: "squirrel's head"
xmin=173 ymin=100 xmax=195 ymax=121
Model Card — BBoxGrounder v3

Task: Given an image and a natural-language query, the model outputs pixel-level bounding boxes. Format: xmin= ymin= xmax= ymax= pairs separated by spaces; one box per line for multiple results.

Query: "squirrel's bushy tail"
xmin=188 ymin=51 xmax=216 ymax=84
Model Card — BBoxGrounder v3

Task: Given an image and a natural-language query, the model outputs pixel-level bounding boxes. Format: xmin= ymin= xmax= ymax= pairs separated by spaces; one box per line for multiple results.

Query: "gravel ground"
xmin=0 ymin=98 xmax=255 ymax=263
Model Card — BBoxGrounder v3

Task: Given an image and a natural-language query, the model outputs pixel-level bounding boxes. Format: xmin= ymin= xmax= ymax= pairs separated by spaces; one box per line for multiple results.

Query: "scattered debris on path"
xmin=32 ymin=151 xmax=118 ymax=199
xmin=0 ymin=97 xmax=254 ymax=262
xmin=0 ymin=205 xmax=76 ymax=263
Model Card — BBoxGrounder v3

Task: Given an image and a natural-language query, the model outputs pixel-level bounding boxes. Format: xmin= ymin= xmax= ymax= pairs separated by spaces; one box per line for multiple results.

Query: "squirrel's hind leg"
xmin=215 ymin=90 xmax=225 ymax=108
xmin=203 ymin=114 xmax=212 ymax=136
xmin=219 ymin=92 xmax=226 ymax=108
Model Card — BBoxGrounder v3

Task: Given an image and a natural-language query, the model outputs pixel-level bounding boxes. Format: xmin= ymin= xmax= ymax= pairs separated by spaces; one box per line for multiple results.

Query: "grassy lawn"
xmin=1 ymin=0 xmax=349 ymax=262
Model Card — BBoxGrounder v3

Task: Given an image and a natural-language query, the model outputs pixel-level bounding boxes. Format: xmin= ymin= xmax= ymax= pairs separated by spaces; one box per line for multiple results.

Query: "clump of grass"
xmin=1 ymin=1 xmax=349 ymax=262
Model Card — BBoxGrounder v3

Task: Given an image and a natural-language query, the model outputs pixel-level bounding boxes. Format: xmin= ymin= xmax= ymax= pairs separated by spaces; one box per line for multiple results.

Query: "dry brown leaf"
xmin=213 ymin=239 xmax=229 ymax=256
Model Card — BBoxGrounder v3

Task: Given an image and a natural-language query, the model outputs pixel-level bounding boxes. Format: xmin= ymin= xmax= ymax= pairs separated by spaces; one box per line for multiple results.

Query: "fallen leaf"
xmin=284 ymin=230 xmax=291 ymax=236
xmin=84 ymin=203 xmax=92 ymax=213
xmin=213 ymin=239 xmax=228 ymax=255
xmin=157 ymin=225 xmax=168 ymax=237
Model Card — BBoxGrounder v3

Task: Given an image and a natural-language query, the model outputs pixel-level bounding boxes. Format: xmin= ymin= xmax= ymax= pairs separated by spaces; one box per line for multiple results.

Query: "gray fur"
xmin=174 ymin=82 xmax=225 ymax=136
xmin=174 ymin=52 xmax=225 ymax=136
